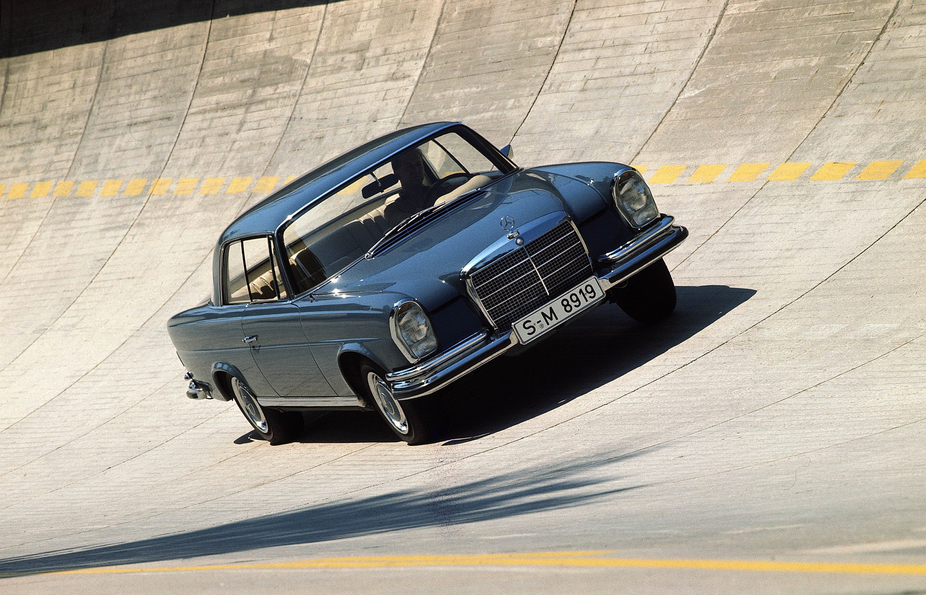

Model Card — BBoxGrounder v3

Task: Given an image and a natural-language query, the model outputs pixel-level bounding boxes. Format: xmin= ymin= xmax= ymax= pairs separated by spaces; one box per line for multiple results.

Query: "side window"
xmin=432 ymin=133 xmax=498 ymax=175
xmin=223 ymin=237 xmax=288 ymax=305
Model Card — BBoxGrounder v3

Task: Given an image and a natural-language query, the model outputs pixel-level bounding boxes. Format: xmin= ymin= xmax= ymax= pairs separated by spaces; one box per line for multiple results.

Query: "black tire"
xmin=230 ymin=376 xmax=303 ymax=445
xmin=360 ymin=363 xmax=432 ymax=445
xmin=610 ymin=258 xmax=677 ymax=324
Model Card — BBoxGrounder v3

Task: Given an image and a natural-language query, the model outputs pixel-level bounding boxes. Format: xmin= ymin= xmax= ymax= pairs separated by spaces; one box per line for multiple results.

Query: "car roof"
xmin=217 ymin=122 xmax=459 ymax=246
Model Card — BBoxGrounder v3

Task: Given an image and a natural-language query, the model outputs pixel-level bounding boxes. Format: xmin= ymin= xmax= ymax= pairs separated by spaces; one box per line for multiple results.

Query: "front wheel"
xmin=230 ymin=376 xmax=303 ymax=445
xmin=610 ymin=258 xmax=677 ymax=324
xmin=361 ymin=364 xmax=432 ymax=445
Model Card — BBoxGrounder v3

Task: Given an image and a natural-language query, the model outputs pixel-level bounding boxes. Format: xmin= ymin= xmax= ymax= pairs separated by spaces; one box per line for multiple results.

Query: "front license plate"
xmin=513 ymin=277 xmax=604 ymax=344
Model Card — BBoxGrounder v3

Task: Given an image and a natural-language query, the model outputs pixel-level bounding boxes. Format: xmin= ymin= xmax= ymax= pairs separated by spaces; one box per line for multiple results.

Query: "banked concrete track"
xmin=1 ymin=1 xmax=925 ymax=592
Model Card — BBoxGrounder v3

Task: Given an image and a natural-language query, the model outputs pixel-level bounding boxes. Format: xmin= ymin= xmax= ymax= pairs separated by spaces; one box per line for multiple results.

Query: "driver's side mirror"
xmin=500 ymin=144 xmax=514 ymax=161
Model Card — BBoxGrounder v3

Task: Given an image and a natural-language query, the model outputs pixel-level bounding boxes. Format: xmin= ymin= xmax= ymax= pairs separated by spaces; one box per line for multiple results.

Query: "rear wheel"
xmin=610 ymin=258 xmax=677 ymax=324
xmin=230 ymin=376 xmax=303 ymax=445
xmin=361 ymin=364 xmax=431 ymax=445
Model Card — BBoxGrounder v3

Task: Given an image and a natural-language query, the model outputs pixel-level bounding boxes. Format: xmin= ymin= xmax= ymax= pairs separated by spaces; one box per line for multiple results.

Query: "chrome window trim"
xmin=276 ymin=125 xmax=518 ymax=299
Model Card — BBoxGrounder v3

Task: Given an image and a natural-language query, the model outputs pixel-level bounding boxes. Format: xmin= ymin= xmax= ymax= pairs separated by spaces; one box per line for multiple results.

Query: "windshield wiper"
xmin=365 ymin=188 xmax=489 ymax=258
xmin=365 ymin=204 xmax=443 ymax=258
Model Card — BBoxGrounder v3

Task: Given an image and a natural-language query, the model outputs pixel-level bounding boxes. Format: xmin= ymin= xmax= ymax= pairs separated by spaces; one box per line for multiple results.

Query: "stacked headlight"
xmin=390 ymin=300 xmax=438 ymax=362
xmin=612 ymin=170 xmax=659 ymax=228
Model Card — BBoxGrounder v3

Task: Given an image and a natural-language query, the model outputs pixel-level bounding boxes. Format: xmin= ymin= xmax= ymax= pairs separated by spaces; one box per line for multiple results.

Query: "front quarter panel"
xmin=297 ymin=292 xmax=412 ymax=396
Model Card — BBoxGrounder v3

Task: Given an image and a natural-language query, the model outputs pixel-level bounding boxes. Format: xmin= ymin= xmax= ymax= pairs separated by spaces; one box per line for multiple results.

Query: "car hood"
xmin=316 ymin=170 xmax=600 ymax=309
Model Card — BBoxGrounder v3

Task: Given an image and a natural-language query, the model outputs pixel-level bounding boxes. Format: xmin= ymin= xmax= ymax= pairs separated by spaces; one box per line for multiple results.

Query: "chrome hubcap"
xmin=233 ymin=378 xmax=268 ymax=434
xmin=367 ymin=372 xmax=408 ymax=435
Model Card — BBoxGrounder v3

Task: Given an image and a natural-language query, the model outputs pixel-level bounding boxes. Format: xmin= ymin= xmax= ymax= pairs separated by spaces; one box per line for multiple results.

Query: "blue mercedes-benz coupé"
xmin=167 ymin=123 xmax=688 ymax=444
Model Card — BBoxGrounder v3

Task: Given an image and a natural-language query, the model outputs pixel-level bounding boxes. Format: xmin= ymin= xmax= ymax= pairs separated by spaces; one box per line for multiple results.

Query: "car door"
xmin=236 ymin=236 xmax=336 ymax=397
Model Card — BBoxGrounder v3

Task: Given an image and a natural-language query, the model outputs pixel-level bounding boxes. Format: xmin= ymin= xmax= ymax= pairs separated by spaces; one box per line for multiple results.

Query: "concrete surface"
xmin=1 ymin=0 xmax=925 ymax=592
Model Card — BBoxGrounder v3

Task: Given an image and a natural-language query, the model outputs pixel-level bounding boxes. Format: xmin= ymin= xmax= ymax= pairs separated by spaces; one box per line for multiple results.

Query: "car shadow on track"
xmin=427 ymin=284 xmax=756 ymax=445
xmin=0 ymin=454 xmax=648 ymax=577
xmin=287 ymin=284 xmax=754 ymax=445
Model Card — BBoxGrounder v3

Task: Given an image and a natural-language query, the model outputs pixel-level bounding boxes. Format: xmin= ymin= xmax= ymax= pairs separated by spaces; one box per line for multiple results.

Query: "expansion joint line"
xmin=0 ymin=10 xmax=214 ymax=407
xmin=398 ymin=0 xmax=447 ymax=126
xmin=510 ymin=0 xmax=578 ymax=145
xmin=672 ymin=0 xmax=902 ymax=273
xmin=246 ymin=2 xmax=328 ymax=219
xmin=629 ymin=0 xmax=730 ymax=166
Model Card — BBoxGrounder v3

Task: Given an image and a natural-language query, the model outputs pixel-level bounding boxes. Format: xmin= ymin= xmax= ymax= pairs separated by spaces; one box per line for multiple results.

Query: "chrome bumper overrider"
xmin=596 ymin=215 xmax=688 ymax=290
xmin=387 ymin=215 xmax=688 ymax=400
xmin=387 ymin=330 xmax=518 ymax=399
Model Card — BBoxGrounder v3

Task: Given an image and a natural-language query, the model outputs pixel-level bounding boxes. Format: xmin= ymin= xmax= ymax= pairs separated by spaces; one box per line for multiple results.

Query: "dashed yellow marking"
xmin=768 ymin=162 xmax=811 ymax=181
xmin=54 ymin=181 xmax=75 ymax=197
xmin=2 ymin=159 xmax=923 ymax=203
xmin=124 ymin=179 xmax=147 ymax=196
xmin=100 ymin=180 xmax=123 ymax=197
xmin=728 ymin=162 xmax=770 ymax=182
xmin=53 ymin=552 xmax=926 ymax=576
xmin=151 ymin=178 xmax=172 ymax=195
xmin=254 ymin=176 xmax=279 ymax=193
xmin=903 ymin=159 xmax=926 ymax=179
xmin=649 ymin=165 xmax=686 ymax=184
xmin=856 ymin=160 xmax=903 ymax=180
xmin=810 ymin=162 xmax=856 ymax=181
xmin=8 ymin=183 xmax=28 ymax=199
xmin=75 ymin=180 xmax=98 ymax=198
xmin=226 ymin=177 xmax=252 ymax=194
xmin=199 ymin=177 xmax=225 ymax=195
xmin=31 ymin=181 xmax=53 ymax=198
xmin=174 ymin=178 xmax=198 ymax=195
xmin=688 ymin=164 xmax=726 ymax=184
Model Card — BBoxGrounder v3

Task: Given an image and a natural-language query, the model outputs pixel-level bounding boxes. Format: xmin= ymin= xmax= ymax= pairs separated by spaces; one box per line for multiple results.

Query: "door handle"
xmin=243 ymin=335 xmax=258 ymax=345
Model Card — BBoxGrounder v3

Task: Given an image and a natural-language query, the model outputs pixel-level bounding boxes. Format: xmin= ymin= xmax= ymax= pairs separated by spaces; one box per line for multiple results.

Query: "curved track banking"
xmin=1 ymin=1 xmax=924 ymax=592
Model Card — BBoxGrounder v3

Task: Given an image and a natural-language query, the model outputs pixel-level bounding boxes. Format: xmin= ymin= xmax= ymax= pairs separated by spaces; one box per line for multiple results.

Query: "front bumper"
xmin=387 ymin=215 xmax=688 ymax=400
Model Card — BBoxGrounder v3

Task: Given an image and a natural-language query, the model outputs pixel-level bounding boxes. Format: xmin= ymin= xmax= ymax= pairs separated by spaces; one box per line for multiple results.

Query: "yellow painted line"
xmin=124 ymin=179 xmax=148 ymax=196
xmin=174 ymin=178 xmax=199 ymax=195
xmin=75 ymin=180 xmax=98 ymax=198
xmin=226 ymin=177 xmax=252 ymax=194
xmin=903 ymin=159 xmax=926 ymax=179
xmin=100 ymin=179 xmax=123 ymax=197
xmin=856 ymin=160 xmax=903 ymax=180
xmin=728 ymin=162 xmax=770 ymax=182
xmin=151 ymin=178 xmax=172 ymax=195
xmin=254 ymin=176 xmax=280 ymax=193
xmin=3 ymin=159 xmax=925 ymax=204
xmin=31 ymin=181 xmax=53 ymax=198
xmin=200 ymin=177 xmax=225 ymax=195
xmin=768 ymin=162 xmax=811 ymax=181
xmin=688 ymin=164 xmax=726 ymax=184
xmin=810 ymin=161 xmax=856 ymax=181
xmin=54 ymin=181 xmax=74 ymax=197
xmin=52 ymin=553 xmax=926 ymax=576
xmin=8 ymin=182 xmax=29 ymax=199
xmin=649 ymin=165 xmax=686 ymax=184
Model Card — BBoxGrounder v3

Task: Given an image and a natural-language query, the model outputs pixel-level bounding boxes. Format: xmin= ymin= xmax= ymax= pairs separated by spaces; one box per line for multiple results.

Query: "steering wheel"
xmin=425 ymin=172 xmax=472 ymax=204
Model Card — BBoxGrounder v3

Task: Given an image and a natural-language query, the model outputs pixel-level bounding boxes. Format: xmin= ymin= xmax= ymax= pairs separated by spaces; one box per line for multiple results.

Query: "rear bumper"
xmin=387 ymin=215 xmax=688 ymax=400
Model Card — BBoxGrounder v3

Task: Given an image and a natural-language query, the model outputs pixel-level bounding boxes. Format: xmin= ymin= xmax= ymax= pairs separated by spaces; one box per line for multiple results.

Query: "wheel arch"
xmin=210 ymin=362 xmax=248 ymax=402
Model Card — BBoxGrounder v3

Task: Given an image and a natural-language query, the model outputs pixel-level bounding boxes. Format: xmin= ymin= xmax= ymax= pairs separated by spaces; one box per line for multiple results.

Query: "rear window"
xmin=223 ymin=236 xmax=288 ymax=305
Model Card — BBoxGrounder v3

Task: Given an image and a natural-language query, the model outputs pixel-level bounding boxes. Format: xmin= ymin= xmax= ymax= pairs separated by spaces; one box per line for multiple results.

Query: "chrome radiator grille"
xmin=469 ymin=220 xmax=592 ymax=330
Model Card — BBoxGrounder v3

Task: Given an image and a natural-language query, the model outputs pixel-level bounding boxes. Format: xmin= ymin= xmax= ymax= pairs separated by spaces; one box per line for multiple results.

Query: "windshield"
xmin=281 ymin=131 xmax=510 ymax=295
